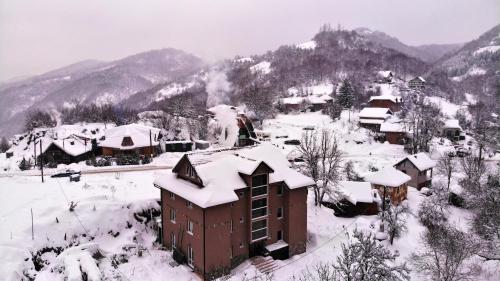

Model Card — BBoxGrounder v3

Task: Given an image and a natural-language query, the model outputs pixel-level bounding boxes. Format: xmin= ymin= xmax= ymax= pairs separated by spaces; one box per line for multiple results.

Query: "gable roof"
xmin=99 ymin=124 xmax=160 ymax=149
xmin=380 ymin=122 xmax=405 ymax=133
xmin=358 ymin=107 xmax=393 ymax=119
xmin=443 ymin=119 xmax=461 ymax=130
xmin=155 ymin=144 xmax=315 ymax=208
xmin=377 ymin=71 xmax=393 ymax=78
xmin=396 ymin=152 xmax=435 ymax=171
xmin=410 ymin=76 xmax=426 ymax=83
xmin=369 ymin=95 xmax=400 ymax=103
xmin=366 ymin=166 xmax=411 ymax=187
xmin=339 ymin=181 xmax=376 ymax=204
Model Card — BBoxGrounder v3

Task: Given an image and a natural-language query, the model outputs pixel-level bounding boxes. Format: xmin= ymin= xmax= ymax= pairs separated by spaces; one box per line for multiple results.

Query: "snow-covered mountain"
xmin=355 ymin=27 xmax=462 ymax=63
xmin=429 ymin=24 xmax=499 ymax=100
xmin=0 ymin=49 xmax=205 ymax=137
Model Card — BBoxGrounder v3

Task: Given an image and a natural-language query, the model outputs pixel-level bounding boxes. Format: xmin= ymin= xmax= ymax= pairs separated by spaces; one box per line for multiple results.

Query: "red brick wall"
xmin=285 ymin=187 xmax=308 ymax=256
xmin=368 ymin=100 xmax=401 ymax=112
xmin=385 ymin=132 xmax=406 ymax=144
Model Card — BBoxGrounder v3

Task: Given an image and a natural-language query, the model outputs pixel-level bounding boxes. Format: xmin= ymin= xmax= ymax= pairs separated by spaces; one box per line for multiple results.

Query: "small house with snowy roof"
xmin=323 ymin=181 xmax=380 ymax=217
xmin=366 ymin=166 xmax=411 ymax=205
xmin=408 ymin=76 xmax=426 ymax=90
xmin=394 ymin=152 xmax=435 ymax=189
xmin=38 ymin=136 xmax=94 ymax=165
xmin=380 ymin=122 xmax=407 ymax=144
xmin=368 ymin=95 xmax=402 ymax=112
xmin=376 ymin=71 xmax=394 ymax=83
xmin=358 ymin=108 xmax=393 ymax=131
xmin=442 ymin=119 xmax=465 ymax=142
xmin=99 ymin=124 xmax=161 ymax=157
xmin=154 ymin=144 xmax=314 ymax=280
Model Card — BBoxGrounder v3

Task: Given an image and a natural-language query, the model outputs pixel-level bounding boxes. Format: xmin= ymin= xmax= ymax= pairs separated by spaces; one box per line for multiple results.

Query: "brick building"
xmin=154 ymin=144 xmax=314 ymax=280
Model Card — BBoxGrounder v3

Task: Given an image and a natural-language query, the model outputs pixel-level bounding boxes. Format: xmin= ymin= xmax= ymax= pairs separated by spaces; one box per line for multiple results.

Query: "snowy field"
xmin=1 ymin=111 xmax=499 ymax=281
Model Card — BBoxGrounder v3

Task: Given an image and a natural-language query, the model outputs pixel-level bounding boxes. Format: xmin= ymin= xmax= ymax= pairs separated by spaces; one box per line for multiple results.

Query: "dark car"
xmin=51 ymin=169 xmax=81 ymax=178
xmin=284 ymin=139 xmax=301 ymax=145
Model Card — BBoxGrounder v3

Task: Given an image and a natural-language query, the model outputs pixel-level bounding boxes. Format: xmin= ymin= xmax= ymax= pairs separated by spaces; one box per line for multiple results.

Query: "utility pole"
xmin=33 ymin=139 xmax=37 ymax=166
xmin=39 ymin=140 xmax=44 ymax=183
xmin=380 ymin=185 xmax=387 ymax=232
xmin=31 ymin=208 xmax=34 ymax=240
xmin=149 ymin=129 xmax=153 ymax=157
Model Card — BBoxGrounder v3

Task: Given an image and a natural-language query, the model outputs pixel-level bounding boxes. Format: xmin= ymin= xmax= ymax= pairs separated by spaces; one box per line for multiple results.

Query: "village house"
xmin=38 ymin=136 xmax=94 ymax=165
xmin=164 ymin=140 xmax=193 ymax=152
xmin=280 ymin=97 xmax=304 ymax=113
xmin=99 ymin=124 xmax=161 ymax=157
xmin=442 ymin=119 xmax=465 ymax=142
xmin=236 ymin=112 xmax=258 ymax=147
xmin=376 ymin=71 xmax=394 ymax=83
xmin=154 ymin=144 xmax=314 ymax=280
xmin=408 ymin=76 xmax=426 ymax=90
xmin=379 ymin=122 xmax=407 ymax=144
xmin=394 ymin=153 xmax=435 ymax=190
xmin=358 ymin=107 xmax=393 ymax=131
xmin=368 ymin=95 xmax=402 ymax=112
xmin=366 ymin=166 xmax=411 ymax=206
xmin=323 ymin=181 xmax=380 ymax=217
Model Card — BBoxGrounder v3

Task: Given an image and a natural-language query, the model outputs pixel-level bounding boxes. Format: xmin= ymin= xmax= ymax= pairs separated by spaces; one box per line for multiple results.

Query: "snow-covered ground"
xmin=1 ymin=110 xmax=498 ymax=281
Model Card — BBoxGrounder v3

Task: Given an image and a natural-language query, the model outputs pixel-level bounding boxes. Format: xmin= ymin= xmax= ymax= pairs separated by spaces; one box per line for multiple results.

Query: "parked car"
xmin=456 ymin=147 xmax=470 ymax=157
xmin=51 ymin=169 xmax=81 ymax=178
xmin=284 ymin=139 xmax=301 ymax=145
xmin=303 ymin=126 xmax=315 ymax=131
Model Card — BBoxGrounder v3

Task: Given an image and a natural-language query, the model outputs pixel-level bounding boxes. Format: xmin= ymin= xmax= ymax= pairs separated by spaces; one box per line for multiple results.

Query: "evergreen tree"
xmin=19 ymin=157 xmax=31 ymax=171
xmin=337 ymin=79 xmax=354 ymax=121
xmin=0 ymin=137 xmax=10 ymax=153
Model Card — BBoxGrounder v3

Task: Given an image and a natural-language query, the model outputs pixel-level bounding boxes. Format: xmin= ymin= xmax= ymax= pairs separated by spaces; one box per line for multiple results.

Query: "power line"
xmin=55 ymin=178 xmax=132 ymax=281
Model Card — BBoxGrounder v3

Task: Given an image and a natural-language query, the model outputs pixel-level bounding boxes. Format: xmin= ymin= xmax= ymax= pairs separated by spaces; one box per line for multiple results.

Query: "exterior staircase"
xmin=250 ymin=256 xmax=280 ymax=274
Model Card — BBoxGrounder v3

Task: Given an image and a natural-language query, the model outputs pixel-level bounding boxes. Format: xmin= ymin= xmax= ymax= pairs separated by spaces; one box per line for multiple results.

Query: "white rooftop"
xmin=398 ymin=152 xmax=435 ymax=171
xmin=154 ymin=144 xmax=315 ymax=208
xmin=100 ymin=124 xmax=160 ymax=150
xmin=369 ymin=95 xmax=400 ymax=103
xmin=380 ymin=122 xmax=405 ymax=133
xmin=377 ymin=71 xmax=393 ymax=78
xmin=282 ymin=97 xmax=304 ymax=105
xmin=358 ymin=107 xmax=392 ymax=119
xmin=443 ymin=119 xmax=461 ymax=130
xmin=366 ymin=166 xmax=411 ymax=187
xmin=339 ymin=181 xmax=376 ymax=205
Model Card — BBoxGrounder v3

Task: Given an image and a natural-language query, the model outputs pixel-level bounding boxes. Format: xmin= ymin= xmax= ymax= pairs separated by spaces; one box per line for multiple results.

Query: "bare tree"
xmin=379 ymin=204 xmax=410 ymax=245
xmin=459 ymin=154 xmax=486 ymax=191
xmin=297 ymin=129 xmax=343 ymax=206
xmin=417 ymin=183 xmax=449 ymax=228
xmin=24 ymin=109 xmax=57 ymax=132
xmin=436 ymin=155 xmax=457 ymax=191
xmin=334 ymin=229 xmax=410 ymax=281
xmin=412 ymin=225 xmax=480 ymax=281
xmin=403 ymin=100 xmax=442 ymax=153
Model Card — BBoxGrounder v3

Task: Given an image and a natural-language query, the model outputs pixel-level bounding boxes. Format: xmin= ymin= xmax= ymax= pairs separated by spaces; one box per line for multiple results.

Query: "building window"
xmin=170 ymin=208 xmax=176 ymax=223
xmin=251 ymin=219 xmax=267 ymax=241
xmin=170 ymin=233 xmax=176 ymax=249
xmin=187 ymin=201 xmax=193 ymax=208
xmin=251 ymin=198 xmax=267 ymax=219
xmin=277 ymin=230 xmax=282 ymax=240
xmin=169 ymin=192 xmax=175 ymax=199
xmin=230 ymin=220 xmax=233 ymax=233
xmin=187 ymin=165 xmax=196 ymax=178
xmin=277 ymin=184 xmax=283 ymax=195
xmin=277 ymin=207 xmax=283 ymax=219
xmin=239 ymin=191 xmax=244 ymax=197
xmin=240 ymin=242 xmax=244 ymax=248
xmin=187 ymin=219 xmax=194 ymax=235
xmin=251 ymin=174 xmax=268 ymax=197
xmin=187 ymin=244 xmax=194 ymax=267
xmin=230 ymin=246 xmax=233 ymax=258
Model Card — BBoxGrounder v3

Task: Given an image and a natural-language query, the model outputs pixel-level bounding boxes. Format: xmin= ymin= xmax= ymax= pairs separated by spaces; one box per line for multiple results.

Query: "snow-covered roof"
xmin=366 ymin=166 xmax=411 ymax=187
xmin=380 ymin=122 xmax=405 ymax=133
xmin=307 ymin=95 xmax=327 ymax=104
xmin=154 ymin=144 xmax=315 ymax=208
xmin=359 ymin=118 xmax=385 ymax=125
xmin=411 ymin=76 xmax=426 ymax=82
xmin=50 ymin=138 xmax=93 ymax=157
xmin=282 ymin=97 xmax=304 ymax=105
xmin=339 ymin=181 xmax=376 ymax=205
xmin=396 ymin=152 xmax=435 ymax=171
xmin=164 ymin=140 xmax=192 ymax=144
xmin=265 ymin=240 xmax=289 ymax=252
xmin=369 ymin=95 xmax=400 ymax=103
xmin=377 ymin=71 xmax=393 ymax=78
xmin=99 ymin=124 xmax=160 ymax=150
xmin=443 ymin=119 xmax=461 ymax=130
xmin=358 ymin=107 xmax=392 ymax=119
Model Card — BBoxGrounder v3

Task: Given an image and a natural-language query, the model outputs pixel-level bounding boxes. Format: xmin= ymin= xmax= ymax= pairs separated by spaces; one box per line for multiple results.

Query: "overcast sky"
xmin=0 ymin=0 xmax=499 ymax=81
